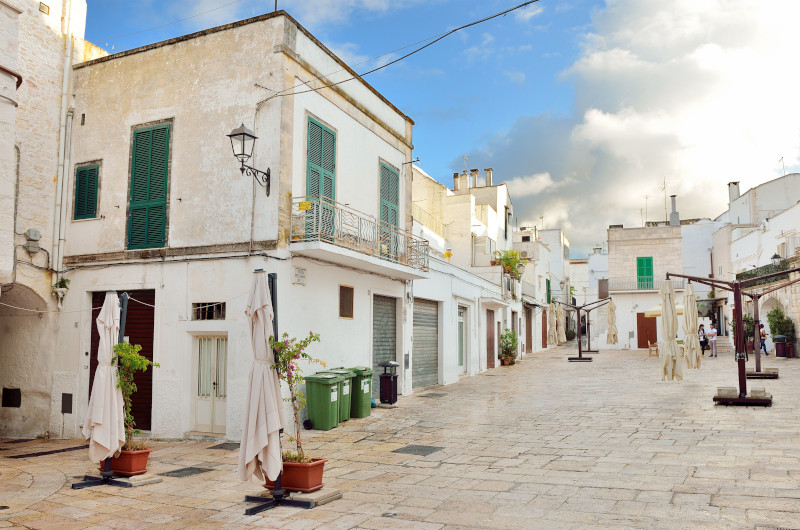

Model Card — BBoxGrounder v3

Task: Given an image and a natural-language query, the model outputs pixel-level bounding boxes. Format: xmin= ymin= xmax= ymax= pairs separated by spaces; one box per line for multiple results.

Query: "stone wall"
xmin=608 ymin=225 xmax=683 ymax=281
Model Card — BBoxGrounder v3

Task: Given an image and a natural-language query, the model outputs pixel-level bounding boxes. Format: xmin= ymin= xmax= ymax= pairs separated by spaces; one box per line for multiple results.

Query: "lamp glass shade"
xmin=771 ymin=253 xmax=781 ymax=267
xmin=227 ymin=123 xmax=257 ymax=164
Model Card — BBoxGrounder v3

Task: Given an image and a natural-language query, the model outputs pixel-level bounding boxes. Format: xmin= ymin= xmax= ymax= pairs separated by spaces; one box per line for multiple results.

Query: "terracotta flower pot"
xmin=263 ymin=458 xmax=327 ymax=493
xmin=107 ymin=448 xmax=152 ymax=476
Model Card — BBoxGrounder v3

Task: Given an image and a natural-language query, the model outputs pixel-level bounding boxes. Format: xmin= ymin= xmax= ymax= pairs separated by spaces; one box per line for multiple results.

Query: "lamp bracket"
xmin=241 ymin=164 xmax=271 ymax=195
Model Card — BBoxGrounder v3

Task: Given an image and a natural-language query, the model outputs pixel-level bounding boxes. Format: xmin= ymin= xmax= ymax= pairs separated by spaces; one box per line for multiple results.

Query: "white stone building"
xmin=514 ymin=226 xmax=551 ymax=353
xmin=0 ymin=0 xmax=105 ymax=437
xmin=7 ymin=11 xmax=431 ymax=440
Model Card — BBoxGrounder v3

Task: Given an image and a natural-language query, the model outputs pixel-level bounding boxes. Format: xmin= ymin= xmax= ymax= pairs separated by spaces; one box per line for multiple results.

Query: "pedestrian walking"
xmin=698 ymin=324 xmax=708 ymax=356
xmin=708 ymin=324 xmax=718 ymax=357
xmin=760 ymin=324 xmax=769 ymax=355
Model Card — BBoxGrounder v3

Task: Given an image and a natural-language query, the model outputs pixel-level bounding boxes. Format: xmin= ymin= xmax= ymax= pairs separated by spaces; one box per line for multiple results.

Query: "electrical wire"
xmin=261 ymin=0 xmax=542 ymax=101
xmin=96 ymin=0 xmax=247 ymax=43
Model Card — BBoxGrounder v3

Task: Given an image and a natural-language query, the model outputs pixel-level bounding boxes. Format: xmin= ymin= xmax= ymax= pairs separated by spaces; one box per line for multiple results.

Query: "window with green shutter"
xmin=637 ymin=256 xmax=653 ymax=289
xmin=379 ymin=162 xmax=400 ymax=259
xmin=546 ymin=278 xmax=551 ymax=303
xmin=74 ymin=165 xmax=99 ymax=220
xmin=306 ymin=117 xmax=335 ymax=239
xmin=128 ymin=124 xmax=170 ymax=249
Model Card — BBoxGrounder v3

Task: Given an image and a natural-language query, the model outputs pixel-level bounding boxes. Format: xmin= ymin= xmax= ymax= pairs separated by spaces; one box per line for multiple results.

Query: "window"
xmin=74 ymin=164 xmax=98 ymax=220
xmin=380 ymin=162 xmax=399 ymax=227
xmin=307 ymin=117 xmax=335 ymax=201
xmin=193 ymin=302 xmax=226 ymax=320
xmin=522 ymin=235 xmax=531 ymax=242
xmin=339 ymin=285 xmax=354 ymax=318
xmin=637 ymin=256 xmax=654 ymax=289
xmin=128 ymin=123 xmax=170 ymax=249
xmin=504 ymin=207 xmax=509 ymax=239
xmin=598 ymin=278 xmax=609 ymax=299
xmin=546 ymin=278 xmax=551 ymax=303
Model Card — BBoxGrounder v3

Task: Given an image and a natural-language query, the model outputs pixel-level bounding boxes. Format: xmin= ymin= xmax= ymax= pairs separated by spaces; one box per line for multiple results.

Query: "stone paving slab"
xmin=3 ymin=346 xmax=800 ymax=528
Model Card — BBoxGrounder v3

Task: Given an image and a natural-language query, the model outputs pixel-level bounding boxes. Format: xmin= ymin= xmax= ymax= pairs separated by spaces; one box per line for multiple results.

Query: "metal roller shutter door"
xmin=412 ymin=299 xmax=438 ymax=388
xmin=372 ymin=295 xmax=397 ymax=397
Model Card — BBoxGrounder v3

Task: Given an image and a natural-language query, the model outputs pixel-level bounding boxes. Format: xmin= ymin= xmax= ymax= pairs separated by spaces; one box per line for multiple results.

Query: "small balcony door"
xmin=195 ymin=337 xmax=227 ymax=434
xmin=458 ymin=306 xmax=467 ymax=374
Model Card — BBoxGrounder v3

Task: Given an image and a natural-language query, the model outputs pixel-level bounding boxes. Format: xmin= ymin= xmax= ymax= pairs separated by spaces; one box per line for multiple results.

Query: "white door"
xmin=458 ymin=306 xmax=467 ymax=374
xmin=195 ymin=337 xmax=227 ymax=434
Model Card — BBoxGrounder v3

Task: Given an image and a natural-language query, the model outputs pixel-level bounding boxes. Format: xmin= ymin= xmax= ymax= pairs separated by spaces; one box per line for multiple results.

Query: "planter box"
xmin=108 ymin=448 xmax=152 ymax=476
xmin=263 ymin=458 xmax=327 ymax=493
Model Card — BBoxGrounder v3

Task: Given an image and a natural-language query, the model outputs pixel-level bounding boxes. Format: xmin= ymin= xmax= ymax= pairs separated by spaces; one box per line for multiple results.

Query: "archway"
xmin=759 ymin=296 xmax=784 ymax=354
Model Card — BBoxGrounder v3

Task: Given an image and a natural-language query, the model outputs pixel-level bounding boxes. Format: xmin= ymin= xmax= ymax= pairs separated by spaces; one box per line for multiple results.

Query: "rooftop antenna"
xmin=640 ymin=207 xmax=644 ymax=227
xmin=662 ymin=176 xmax=668 ymax=222
xmin=274 ymin=1 xmax=278 ymax=12
xmin=462 ymin=155 xmax=469 ymax=171
xmin=644 ymin=194 xmax=648 ymax=224
xmin=539 ymin=215 xmax=544 ymax=230
xmin=779 ymin=156 xmax=785 ymax=176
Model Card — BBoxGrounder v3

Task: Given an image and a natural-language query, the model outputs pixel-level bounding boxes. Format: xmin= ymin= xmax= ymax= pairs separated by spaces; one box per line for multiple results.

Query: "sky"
xmin=85 ymin=0 xmax=800 ymax=256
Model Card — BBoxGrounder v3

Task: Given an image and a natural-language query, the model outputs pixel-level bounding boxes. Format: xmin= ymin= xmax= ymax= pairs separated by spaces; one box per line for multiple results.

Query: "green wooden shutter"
xmin=380 ymin=163 xmax=399 ymax=226
xmin=637 ymin=257 xmax=653 ymax=289
xmin=128 ymin=124 xmax=170 ymax=249
xmin=74 ymin=165 xmax=98 ymax=220
xmin=306 ymin=118 xmax=335 ymax=200
xmin=546 ymin=279 xmax=551 ymax=303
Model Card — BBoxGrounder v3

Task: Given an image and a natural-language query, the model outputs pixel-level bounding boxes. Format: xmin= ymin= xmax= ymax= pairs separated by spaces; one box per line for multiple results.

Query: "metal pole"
xmin=753 ymin=294 xmax=761 ymax=373
xmin=733 ymin=283 xmax=747 ymax=398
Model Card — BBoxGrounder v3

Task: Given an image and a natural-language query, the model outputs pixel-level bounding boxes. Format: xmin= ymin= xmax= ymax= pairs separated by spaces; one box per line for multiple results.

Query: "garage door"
xmin=372 ymin=295 xmax=397 ymax=397
xmin=412 ymin=299 xmax=438 ymax=388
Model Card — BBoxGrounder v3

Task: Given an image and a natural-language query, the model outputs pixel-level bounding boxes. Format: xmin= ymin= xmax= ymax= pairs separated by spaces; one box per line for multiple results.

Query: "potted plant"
xmin=767 ymin=307 xmax=796 ymax=358
xmin=499 ymin=328 xmax=518 ymax=366
xmin=493 ymin=250 xmax=524 ymax=279
xmin=108 ymin=342 xmax=159 ymax=476
xmin=263 ymin=331 xmax=326 ymax=492
xmin=52 ymin=277 xmax=70 ymax=310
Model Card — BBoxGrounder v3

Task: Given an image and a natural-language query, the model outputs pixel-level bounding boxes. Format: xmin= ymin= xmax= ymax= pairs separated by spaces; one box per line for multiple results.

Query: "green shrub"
xmin=565 ymin=329 xmax=576 ymax=341
xmin=767 ymin=307 xmax=795 ymax=343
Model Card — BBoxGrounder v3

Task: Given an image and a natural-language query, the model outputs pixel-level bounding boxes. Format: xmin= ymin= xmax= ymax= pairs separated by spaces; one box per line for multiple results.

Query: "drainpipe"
xmin=51 ymin=0 xmax=73 ymax=277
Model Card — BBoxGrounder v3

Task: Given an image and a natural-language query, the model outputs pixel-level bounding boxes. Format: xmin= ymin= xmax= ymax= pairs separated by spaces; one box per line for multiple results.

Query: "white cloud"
xmin=503 ymin=70 xmax=526 ymax=86
xmin=515 ymin=5 xmax=544 ymax=23
xmin=462 ymin=0 xmax=800 ymax=254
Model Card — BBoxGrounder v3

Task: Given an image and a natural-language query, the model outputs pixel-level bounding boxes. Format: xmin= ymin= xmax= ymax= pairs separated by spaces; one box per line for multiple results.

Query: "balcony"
xmin=608 ymin=276 xmax=685 ymax=292
xmin=290 ymin=196 xmax=429 ymax=279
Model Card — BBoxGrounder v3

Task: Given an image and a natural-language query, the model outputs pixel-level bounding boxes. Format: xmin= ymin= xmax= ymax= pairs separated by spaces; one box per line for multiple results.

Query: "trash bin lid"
xmin=325 ymin=368 xmax=356 ymax=377
xmin=304 ymin=373 xmax=343 ymax=384
xmin=774 ymin=335 xmax=787 ymax=342
xmin=379 ymin=361 xmax=400 ymax=368
xmin=348 ymin=366 xmax=374 ymax=376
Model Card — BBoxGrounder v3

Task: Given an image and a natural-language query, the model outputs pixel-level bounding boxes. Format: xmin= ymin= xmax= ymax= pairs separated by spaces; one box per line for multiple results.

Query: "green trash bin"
xmin=318 ymin=369 xmax=354 ymax=422
xmin=304 ymin=373 xmax=343 ymax=431
xmin=348 ymin=366 xmax=374 ymax=418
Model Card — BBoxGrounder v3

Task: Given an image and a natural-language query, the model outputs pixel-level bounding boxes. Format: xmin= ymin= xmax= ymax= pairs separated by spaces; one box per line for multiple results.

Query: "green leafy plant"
xmin=52 ymin=277 xmax=70 ymax=291
xmin=730 ymin=314 xmax=755 ymax=341
xmin=113 ymin=342 xmax=159 ymax=450
xmin=493 ymin=249 xmax=524 ymax=279
xmin=767 ymin=307 xmax=795 ymax=343
xmin=270 ymin=332 xmax=324 ymax=462
xmin=565 ymin=329 xmax=576 ymax=341
xmin=499 ymin=328 xmax=518 ymax=364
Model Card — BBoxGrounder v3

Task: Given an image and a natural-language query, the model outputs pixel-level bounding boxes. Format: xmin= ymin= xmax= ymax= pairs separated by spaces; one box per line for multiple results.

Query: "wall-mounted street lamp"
xmin=227 ymin=123 xmax=270 ymax=195
xmin=771 ymin=253 xmax=781 ymax=267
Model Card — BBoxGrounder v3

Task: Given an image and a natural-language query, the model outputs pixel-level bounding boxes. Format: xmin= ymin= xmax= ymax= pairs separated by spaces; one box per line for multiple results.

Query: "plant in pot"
xmin=263 ymin=331 xmax=326 ymax=492
xmin=52 ymin=277 xmax=70 ymax=310
xmin=499 ymin=328 xmax=518 ymax=366
xmin=767 ymin=307 xmax=795 ymax=357
xmin=110 ymin=342 xmax=159 ymax=476
xmin=493 ymin=250 xmax=523 ymax=279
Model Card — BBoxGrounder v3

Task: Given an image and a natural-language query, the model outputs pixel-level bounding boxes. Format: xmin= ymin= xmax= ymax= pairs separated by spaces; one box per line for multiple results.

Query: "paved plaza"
xmin=3 ymin=345 xmax=800 ymax=528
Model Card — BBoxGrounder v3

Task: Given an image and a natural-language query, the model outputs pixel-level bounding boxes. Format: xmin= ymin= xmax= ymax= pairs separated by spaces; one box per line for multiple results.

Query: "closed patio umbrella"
xmin=683 ymin=284 xmax=701 ymax=369
xmin=547 ymin=303 xmax=557 ymax=346
xmin=644 ymin=304 xmax=684 ymax=318
xmin=238 ymin=272 xmax=286 ymax=483
xmin=607 ymin=299 xmax=618 ymax=345
xmin=82 ymin=292 xmax=125 ymax=463
xmin=659 ymin=280 xmax=683 ymax=381
xmin=556 ymin=303 xmax=567 ymax=344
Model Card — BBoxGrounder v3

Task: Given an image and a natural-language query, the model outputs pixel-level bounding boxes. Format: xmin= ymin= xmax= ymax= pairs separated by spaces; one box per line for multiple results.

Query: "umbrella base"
xmin=584 ymin=349 xmax=599 ymax=353
xmin=243 ymin=492 xmax=314 ymax=515
xmin=71 ymin=473 xmax=132 ymax=490
xmin=746 ymin=369 xmax=779 ymax=379
xmin=568 ymin=357 xmax=592 ymax=362
xmin=713 ymin=395 xmax=772 ymax=406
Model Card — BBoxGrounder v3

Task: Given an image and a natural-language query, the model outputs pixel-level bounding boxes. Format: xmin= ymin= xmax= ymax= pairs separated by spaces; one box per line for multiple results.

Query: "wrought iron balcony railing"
xmin=608 ymin=276 xmax=685 ymax=292
xmin=290 ymin=196 xmax=430 ymax=271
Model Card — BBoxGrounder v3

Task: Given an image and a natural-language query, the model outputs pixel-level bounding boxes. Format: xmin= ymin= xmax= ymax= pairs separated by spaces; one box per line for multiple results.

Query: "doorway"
xmin=636 ymin=312 xmax=658 ymax=349
xmin=486 ymin=309 xmax=495 ymax=368
xmin=195 ymin=337 xmax=227 ymax=434
xmin=458 ymin=306 xmax=467 ymax=373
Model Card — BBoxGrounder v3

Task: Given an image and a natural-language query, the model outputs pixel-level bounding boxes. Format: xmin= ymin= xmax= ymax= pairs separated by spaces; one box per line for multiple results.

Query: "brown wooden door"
xmin=486 ymin=309 xmax=495 ymax=368
xmin=636 ymin=312 xmax=658 ymax=349
xmin=542 ymin=310 xmax=547 ymax=348
xmin=525 ymin=307 xmax=533 ymax=353
xmin=90 ymin=289 xmax=156 ymax=430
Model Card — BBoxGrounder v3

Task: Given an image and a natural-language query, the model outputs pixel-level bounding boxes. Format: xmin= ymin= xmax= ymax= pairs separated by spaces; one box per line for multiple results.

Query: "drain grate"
xmin=0 ymin=506 xmax=8 ymax=510
xmin=392 ymin=445 xmax=443 ymax=456
xmin=159 ymin=467 xmax=212 ymax=478
xmin=9 ymin=445 xmax=88 ymax=459
xmin=419 ymin=393 xmax=446 ymax=398
xmin=2 ymin=439 xmax=33 ymax=444
xmin=208 ymin=442 xmax=239 ymax=450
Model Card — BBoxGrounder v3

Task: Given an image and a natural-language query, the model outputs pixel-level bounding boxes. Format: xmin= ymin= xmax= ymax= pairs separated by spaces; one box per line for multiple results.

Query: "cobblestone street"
xmin=3 ymin=345 xmax=800 ymax=528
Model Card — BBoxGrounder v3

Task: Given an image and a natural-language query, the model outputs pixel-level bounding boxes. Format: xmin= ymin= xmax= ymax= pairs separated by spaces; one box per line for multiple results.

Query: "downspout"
xmin=51 ymin=0 xmax=73 ymax=277
xmin=57 ymin=109 xmax=74 ymax=272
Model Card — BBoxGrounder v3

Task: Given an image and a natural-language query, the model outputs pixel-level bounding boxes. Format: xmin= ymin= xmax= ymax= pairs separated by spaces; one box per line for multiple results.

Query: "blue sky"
xmin=86 ymin=1 xmax=800 ymax=254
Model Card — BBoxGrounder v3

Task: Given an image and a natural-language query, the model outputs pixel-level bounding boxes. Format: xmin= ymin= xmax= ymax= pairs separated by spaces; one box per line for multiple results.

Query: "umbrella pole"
xmin=72 ymin=292 xmax=132 ymax=490
xmin=568 ymin=305 xmax=592 ymax=362
xmin=244 ymin=273 xmax=314 ymax=514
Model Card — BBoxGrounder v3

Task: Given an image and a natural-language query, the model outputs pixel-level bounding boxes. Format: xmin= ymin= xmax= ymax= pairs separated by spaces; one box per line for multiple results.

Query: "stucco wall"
xmin=608 ymin=225 xmax=682 ymax=282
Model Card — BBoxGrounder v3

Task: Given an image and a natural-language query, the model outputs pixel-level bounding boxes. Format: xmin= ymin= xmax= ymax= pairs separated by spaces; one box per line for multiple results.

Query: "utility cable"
xmin=261 ymin=0 xmax=541 ymax=101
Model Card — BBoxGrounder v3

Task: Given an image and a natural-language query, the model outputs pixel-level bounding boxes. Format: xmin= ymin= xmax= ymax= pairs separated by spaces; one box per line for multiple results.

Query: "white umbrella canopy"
xmin=556 ymin=304 xmax=567 ymax=344
xmin=607 ymin=299 xmax=618 ymax=345
xmin=547 ymin=303 xmax=557 ymax=346
xmin=82 ymin=292 xmax=126 ymax=463
xmin=659 ymin=281 xmax=683 ymax=381
xmin=238 ymin=273 xmax=287 ymax=483
xmin=683 ymin=284 xmax=701 ymax=369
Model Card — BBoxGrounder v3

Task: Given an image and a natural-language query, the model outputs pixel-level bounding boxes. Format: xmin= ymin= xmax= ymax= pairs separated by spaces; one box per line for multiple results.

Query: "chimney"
xmin=470 ymin=168 xmax=479 ymax=187
xmin=458 ymin=170 xmax=469 ymax=193
xmin=453 ymin=172 xmax=459 ymax=192
xmin=485 ymin=168 xmax=493 ymax=186
xmin=669 ymin=194 xmax=680 ymax=226
xmin=728 ymin=181 xmax=740 ymax=203
xmin=593 ymin=247 xmax=602 ymax=255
